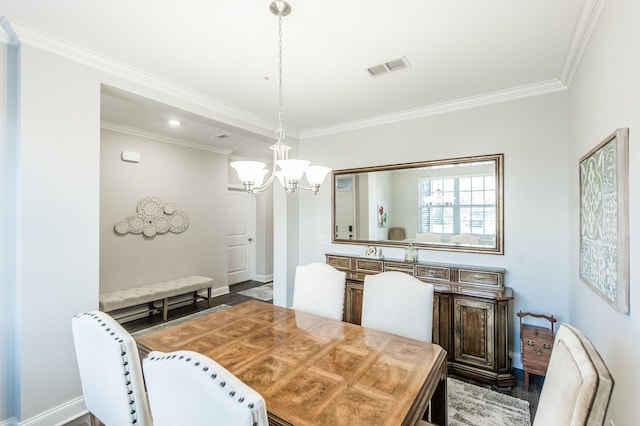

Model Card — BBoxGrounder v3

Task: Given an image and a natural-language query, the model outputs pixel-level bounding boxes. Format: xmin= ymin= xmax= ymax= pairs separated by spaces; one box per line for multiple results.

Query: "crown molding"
xmin=300 ymin=79 xmax=567 ymax=139
xmin=101 ymin=121 xmax=234 ymax=156
xmin=8 ymin=20 xmax=279 ymax=139
xmin=559 ymin=0 xmax=607 ymax=87
xmin=0 ymin=16 xmax=19 ymax=46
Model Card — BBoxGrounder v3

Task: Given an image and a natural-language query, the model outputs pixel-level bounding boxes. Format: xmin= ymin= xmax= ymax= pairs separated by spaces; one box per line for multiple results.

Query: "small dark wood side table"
xmin=517 ymin=311 xmax=557 ymax=391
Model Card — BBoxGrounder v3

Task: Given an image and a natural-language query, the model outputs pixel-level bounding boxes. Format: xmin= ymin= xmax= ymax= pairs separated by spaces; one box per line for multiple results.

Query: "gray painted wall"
xmin=298 ymin=92 xmax=572 ymax=372
xmin=100 ymin=129 xmax=228 ymax=293
xmin=568 ymin=1 xmax=640 ymax=424
xmin=16 ymin=44 xmax=101 ymax=423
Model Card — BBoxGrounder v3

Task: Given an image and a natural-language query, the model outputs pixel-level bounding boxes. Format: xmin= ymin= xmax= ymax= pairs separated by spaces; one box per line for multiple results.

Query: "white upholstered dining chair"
xmin=143 ymin=350 xmax=269 ymax=426
xmin=449 ymin=233 xmax=480 ymax=245
xmin=533 ymin=323 xmax=614 ymax=426
xmin=415 ymin=232 xmax=442 ymax=243
xmin=71 ymin=311 xmax=152 ymax=426
xmin=292 ymin=262 xmax=347 ymax=321
xmin=361 ymin=271 xmax=434 ymax=342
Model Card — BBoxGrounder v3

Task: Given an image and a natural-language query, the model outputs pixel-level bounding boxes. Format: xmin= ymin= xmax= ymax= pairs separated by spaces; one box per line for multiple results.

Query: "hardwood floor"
xmin=66 ymin=280 xmax=543 ymax=425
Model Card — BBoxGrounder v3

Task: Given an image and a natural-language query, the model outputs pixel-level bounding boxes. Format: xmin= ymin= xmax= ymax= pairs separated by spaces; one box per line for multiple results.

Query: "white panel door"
xmin=228 ymin=190 xmax=255 ymax=284
xmin=335 ymin=190 xmax=356 ymax=239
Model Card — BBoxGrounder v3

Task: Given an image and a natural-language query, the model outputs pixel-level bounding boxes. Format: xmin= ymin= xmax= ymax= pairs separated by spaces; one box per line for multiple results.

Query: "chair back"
xmin=292 ymin=262 xmax=347 ymax=321
xmin=143 ymin=350 xmax=268 ymax=426
xmin=450 ymin=233 xmax=480 ymax=244
xmin=415 ymin=232 xmax=441 ymax=243
xmin=533 ymin=323 xmax=614 ymax=426
xmin=71 ymin=311 xmax=152 ymax=426
xmin=388 ymin=227 xmax=406 ymax=240
xmin=361 ymin=271 xmax=434 ymax=342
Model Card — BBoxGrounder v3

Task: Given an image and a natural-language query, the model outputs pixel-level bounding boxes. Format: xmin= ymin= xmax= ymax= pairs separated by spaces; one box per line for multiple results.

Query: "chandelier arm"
xmin=251 ymin=171 xmax=277 ymax=194
xmin=296 ymin=183 xmax=321 ymax=195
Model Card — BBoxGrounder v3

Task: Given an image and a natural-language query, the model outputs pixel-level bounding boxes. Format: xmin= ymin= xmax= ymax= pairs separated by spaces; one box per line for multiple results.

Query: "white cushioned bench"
xmin=99 ymin=275 xmax=214 ymax=321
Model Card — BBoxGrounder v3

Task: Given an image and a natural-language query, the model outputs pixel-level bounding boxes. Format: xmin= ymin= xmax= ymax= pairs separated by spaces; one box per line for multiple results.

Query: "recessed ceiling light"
xmin=168 ymin=119 xmax=181 ymax=127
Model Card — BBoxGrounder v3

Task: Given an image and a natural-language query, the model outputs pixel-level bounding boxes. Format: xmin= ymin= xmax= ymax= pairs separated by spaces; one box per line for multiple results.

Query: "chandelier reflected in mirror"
xmin=231 ymin=1 xmax=331 ymax=195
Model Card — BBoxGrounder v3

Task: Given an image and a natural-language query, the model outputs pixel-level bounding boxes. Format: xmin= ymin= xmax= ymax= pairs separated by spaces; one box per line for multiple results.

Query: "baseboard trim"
xmin=18 ymin=396 xmax=87 ymax=426
xmin=1 ymin=417 xmax=17 ymax=426
xmin=199 ymin=286 xmax=229 ymax=299
xmin=253 ymin=274 xmax=273 ymax=283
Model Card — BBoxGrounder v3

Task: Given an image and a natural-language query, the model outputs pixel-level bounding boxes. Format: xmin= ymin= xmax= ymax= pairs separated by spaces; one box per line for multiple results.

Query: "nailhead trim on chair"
xmin=74 ymin=312 xmax=141 ymax=425
xmin=145 ymin=353 xmax=260 ymax=423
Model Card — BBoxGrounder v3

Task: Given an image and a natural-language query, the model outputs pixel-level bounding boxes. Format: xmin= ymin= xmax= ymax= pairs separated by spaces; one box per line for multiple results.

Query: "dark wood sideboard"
xmin=326 ymin=253 xmax=516 ymax=387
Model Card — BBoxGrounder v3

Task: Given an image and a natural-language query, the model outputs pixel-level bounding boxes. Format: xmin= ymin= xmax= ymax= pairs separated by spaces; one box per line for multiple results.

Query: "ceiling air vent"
xmin=366 ymin=56 xmax=411 ymax=77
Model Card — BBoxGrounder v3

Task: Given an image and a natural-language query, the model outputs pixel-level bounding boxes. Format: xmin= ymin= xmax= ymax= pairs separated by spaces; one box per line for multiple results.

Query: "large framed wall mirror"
xmin=332 ymin=153 xmax=504 ymax=254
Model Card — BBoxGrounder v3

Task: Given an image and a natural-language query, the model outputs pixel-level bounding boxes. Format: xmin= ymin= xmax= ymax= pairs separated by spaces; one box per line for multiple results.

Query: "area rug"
xmin=448 ymin=377 xmax=531 ymax=426
xmin=238 ymin=283 xmax=273 ymax=301
xmin=131 ymin=304 xmax=231 ymax=337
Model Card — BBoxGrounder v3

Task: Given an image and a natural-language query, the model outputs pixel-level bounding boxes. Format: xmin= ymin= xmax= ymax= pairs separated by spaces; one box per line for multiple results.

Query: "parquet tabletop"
xmin=136 ymin=300 xmax=447 ymax=426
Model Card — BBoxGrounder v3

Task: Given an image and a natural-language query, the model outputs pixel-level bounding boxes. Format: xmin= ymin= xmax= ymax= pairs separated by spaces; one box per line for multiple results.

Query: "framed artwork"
xmin=377 ymin=204 xmax=387 ymax=228
xmin=579 ymin=128 xmax=629 ymax=314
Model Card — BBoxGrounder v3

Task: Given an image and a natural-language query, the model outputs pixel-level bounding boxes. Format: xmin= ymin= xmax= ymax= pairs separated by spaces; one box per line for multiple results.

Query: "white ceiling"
xmin=2 ymin=0 xmax=590 ymax=159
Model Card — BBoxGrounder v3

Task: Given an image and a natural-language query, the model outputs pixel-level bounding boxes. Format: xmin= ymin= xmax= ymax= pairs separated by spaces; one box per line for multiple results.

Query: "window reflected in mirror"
xmin=332 ymin=154 xmax=503 ymax=254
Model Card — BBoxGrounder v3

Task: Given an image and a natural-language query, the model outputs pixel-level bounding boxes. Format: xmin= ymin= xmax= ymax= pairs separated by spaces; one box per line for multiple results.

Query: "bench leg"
xmin=162 ymin=298 xmax=168 ymax=321
xmin=207 ymin=287 xmax=212 ymax=307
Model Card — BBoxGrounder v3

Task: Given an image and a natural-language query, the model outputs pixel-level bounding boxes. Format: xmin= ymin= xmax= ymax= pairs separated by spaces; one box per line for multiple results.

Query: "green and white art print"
xmin=579 ymin=128 xmax=629 ymax=314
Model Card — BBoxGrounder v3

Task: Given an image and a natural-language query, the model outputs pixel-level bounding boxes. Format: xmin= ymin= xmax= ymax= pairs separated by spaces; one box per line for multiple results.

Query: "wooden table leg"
xmin=429 ymin=365 xmax=448 ymax=426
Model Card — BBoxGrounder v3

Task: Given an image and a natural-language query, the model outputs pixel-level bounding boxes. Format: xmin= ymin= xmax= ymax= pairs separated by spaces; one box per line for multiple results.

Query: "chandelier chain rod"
xmin=230 ymin=1 xmax=331 ymax=196
xmin=276 ymin=12 xmax=284 ymax=143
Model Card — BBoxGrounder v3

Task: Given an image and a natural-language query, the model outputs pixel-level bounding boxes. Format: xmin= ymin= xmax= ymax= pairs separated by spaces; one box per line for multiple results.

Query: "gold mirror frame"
xmin=332 ymin=154 xmax=504 ymax=254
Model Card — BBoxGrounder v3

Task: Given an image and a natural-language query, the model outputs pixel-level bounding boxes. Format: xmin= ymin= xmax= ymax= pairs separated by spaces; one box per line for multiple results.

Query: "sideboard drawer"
xmin=459 ymin=269 xmax=503 ymax=288
xmin=384 ymin=262 xmax=415 ymax=275
xmin=355 ymin=259 xmax=384 ymax=272
xmin=415 ymin=265 xmax=451 ymax=282
xmin=327 ymin=255 xmax=352 ymax=269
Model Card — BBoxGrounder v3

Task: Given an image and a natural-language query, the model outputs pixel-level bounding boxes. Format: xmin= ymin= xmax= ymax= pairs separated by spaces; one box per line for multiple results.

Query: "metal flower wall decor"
xmin=114 ymin=196 xmax=189 ymax=239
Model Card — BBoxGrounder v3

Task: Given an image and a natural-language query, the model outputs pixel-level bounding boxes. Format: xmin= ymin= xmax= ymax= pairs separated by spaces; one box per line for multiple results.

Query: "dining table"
xmin=136 ymin=300 xmax=448 ymax=426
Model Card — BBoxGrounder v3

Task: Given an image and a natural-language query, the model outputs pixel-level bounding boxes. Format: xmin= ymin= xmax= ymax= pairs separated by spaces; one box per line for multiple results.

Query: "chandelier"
xmin=423 ymin=189 xmax=456 ymax=206
xmin=231 ymin=1 xmax=331 ymax=195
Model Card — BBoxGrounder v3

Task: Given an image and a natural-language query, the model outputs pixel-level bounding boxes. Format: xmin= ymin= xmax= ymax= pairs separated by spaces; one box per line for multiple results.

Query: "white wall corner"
xmin=559 ymin=0 xmax=607 ymax=86
xmin=0 ymin=417 xmax=17 ymax=426
xmin=510 ymin=350 xmax=522 ymax=371
xmin=0 ymin=17 xmax=20 ymax=47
